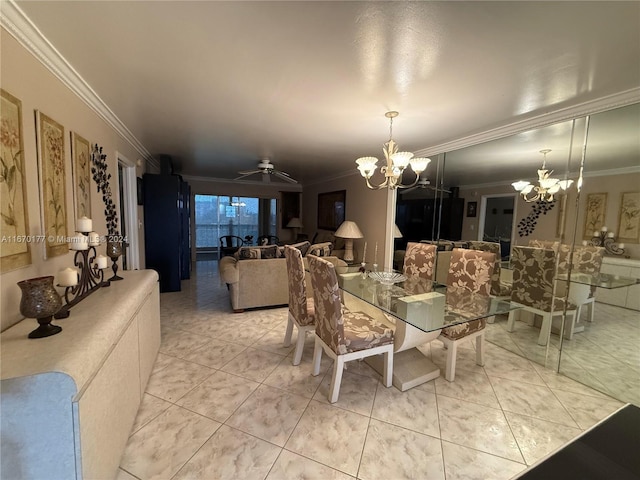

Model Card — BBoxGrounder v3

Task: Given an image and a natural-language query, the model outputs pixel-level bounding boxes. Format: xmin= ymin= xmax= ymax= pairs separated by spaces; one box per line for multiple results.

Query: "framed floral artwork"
xmin=36 ymin=111 xmax=68 ymax=258
xmin=617 ymin=191 xmax=640 ymax=242
xmin=71 ymin=131 xmax=91 ymax=221
xmin=0 ymin=89 xmax=31 ymax=272
xmin=583 ymin=193 xmax=607 ymax=240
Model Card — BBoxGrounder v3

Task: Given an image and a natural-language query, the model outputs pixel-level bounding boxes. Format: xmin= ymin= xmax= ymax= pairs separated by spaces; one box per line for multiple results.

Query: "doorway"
xmin=117 ymin=153 xmax=140 ymax=269
xmin=478 ymin=193 xmax=516 ymax=259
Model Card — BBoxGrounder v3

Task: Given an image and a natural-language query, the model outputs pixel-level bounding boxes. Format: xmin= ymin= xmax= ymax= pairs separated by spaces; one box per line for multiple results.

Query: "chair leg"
xmin=538 ymin=313 xmax=552 ymax=346
xmin=312 ymin=337 xmax=323 ymax=376
xmin=588 ymin=301 xmax=595 ymax=323
xmin=382 ymin=349 xmax=393 ymax=388
xmin=563 ymin=311 xmax=577 ymax=340
xmin=445 ymin=339 xmax=457 ymax=382
xmin=292 ymin=326 xmax=306 ymax=366
xmin=476 ymin=333 xmax=485 ymax=367
xmin=283 ymin=315 xmax=294 ymax=348
xmin=507 ymin=309 xmax=518 ymax=332
xmin=329 ymin=357 xmax=345 ymax=403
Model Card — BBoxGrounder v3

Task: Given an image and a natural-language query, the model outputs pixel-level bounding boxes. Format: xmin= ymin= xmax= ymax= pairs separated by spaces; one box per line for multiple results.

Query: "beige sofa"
xmin=218 ymin=250 xmax=345 ymax=312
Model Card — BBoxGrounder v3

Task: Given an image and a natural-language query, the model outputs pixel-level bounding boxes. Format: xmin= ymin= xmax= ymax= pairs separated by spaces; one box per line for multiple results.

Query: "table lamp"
xmin=335 ymin=220 xmax=363 ymax=263
xmin=286 ymin=217 xmax=303 ymax=241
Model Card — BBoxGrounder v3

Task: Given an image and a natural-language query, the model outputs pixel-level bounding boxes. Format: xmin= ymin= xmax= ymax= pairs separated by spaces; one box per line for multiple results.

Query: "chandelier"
xmin=355 ymin=111 xmax=431 ymax=190
xmin=511 ymin=149 xmax=573 ymax=202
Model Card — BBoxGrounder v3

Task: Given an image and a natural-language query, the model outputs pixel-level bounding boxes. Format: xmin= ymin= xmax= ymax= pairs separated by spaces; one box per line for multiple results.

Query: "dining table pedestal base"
xmin=366 ymin=347 xmax=441 ymax=391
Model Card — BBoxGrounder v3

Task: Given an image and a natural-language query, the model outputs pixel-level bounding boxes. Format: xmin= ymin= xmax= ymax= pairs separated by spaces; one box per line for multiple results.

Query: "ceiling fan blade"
xmin=237 ymin=168 xmax=261 ymax=175
xmin=400 ymin=185 xmax=419 ymax=194
xmin=234 ymin=172 xmax=258 ymax=180
xmin=262 ymin=172 xmax=271 ymax=183
xmin=274 ymin=171 xmax=298 ymax=184
xmin=429 ymin=186 xmax=452 ymax=194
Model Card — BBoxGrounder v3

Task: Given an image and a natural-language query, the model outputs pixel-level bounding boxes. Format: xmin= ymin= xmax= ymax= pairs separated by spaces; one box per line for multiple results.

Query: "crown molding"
xmin=415 ymin=88 xmax=640 ymax=158
xmin=458 ymin=165 xmax=640 ymax=191
xmin=0 ymin=1 xmax=158 ymax=171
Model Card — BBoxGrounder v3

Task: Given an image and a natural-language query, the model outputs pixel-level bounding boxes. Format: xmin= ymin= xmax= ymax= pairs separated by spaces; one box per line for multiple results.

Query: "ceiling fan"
xmin=400 ymin=177 xmax=451 ymax=194
xmin=235 ymin=158 xmax=298 ymax=184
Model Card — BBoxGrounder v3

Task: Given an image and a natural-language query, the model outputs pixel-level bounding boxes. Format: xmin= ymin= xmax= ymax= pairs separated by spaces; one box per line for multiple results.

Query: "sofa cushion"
xmin=236 ymin=245 xmax=279 ymax=260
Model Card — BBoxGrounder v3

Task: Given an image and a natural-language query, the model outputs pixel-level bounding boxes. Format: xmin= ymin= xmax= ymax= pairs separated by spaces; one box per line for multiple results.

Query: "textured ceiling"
xmin=12 ymin=1 xmax=640 ymax=185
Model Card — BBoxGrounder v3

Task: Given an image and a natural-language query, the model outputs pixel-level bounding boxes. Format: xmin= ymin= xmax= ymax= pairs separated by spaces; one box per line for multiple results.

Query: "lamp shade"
xmin=393 ymin=224 xmax=403 ymax=238
xmin=334 ymin=221 xmax=363 ymax=239
xmin=286 ymin=217 xmax=303 ymax=228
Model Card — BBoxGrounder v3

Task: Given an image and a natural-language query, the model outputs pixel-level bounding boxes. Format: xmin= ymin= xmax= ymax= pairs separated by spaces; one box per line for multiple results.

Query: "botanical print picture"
xmin=71 ymin=132 xmax=91 ymax=220
xmin=583 ymin=193 xmax=607 ymax=239
xmin=617 ymin=191 xmax=640 ymax=242
xmin=36 ymin=111 xmax=68 ymax=258
xmin=0 ymin=89 xmax=31 ymax=272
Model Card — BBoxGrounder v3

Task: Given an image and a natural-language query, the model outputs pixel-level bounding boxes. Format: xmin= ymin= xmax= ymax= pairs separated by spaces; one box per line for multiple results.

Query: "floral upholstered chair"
xmin=307 ymin=255 xmax=394 ymax=403
xmin=557 ymin=244 xmax=604 ymax=326
xmin=507 ymin=246 xmax=578 ymax=345
xmin=437 ymin=248 xmax=495 ymax=382
xmin=527 ymin=239 xmax=560 ymax=251
xmin=283 ymin=245 xmax=315 ymax=365
xmin=468 ymin=241 xmax=512 ymax=298
xmin=403 ymin=242 xmax=437 ymax=280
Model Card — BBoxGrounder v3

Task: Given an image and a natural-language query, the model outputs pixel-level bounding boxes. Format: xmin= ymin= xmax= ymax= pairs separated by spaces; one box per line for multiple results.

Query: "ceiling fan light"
xmin=409 ymin=157 xmax=431 ymax=173
xmin=512 ymin=180 xmax=530 ymax=191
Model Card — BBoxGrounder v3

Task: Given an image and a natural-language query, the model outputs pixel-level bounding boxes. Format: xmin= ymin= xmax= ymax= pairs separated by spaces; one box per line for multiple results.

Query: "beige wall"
xmin=302 ymin=174 xmax=389 ymax=265
xmin=459 ymin=171 xmax=640 ymax=259
xmin=1 ymin=29 xmax=147 ymax=331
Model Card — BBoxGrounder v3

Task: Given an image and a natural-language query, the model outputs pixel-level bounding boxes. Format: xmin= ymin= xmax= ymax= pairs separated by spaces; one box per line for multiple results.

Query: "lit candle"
xmin=363 ymin=242 xmax=367 ymax=263
xmin=593 ymin=231 xmax=598 ymax=237
xmin=88 ymin=231 xmax=100 ymax=246
xmin=69 ymin=233 xmax=88 ymax=251
xmin=601 ymin=226 xmax=608 ymax=232
xmin=374 ymin=242 xmax=378 ymax=264
xmin=607 ymin=232 xmax=615 ymax=238
xmin=58 ymin=267 xmax=78 ymax=287
xmin=618 ymin=243 xmax=625 ymax=249
xmin=96 ymin=254 xmax=108 ymax=269
xmin=582 ymin=240 xmax=588 ymax=246
xmin=77 ymin=216 xmax=92 ymax=233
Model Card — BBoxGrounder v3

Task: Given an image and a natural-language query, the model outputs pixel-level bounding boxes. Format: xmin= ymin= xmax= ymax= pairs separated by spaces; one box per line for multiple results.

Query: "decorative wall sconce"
xmin=588 ymin=226 xmax=625 ymax=256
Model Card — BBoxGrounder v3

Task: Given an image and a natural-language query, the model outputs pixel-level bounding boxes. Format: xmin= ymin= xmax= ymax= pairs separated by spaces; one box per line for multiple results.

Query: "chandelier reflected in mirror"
xmin=511 ymin=149 xmax=573 ymax=202
xmin=355 ymin=111 xmax=431 ymax=190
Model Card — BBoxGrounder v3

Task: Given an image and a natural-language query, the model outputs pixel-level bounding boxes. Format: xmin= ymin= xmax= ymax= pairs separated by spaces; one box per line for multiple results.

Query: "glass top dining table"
xmin=334 ymin=264 xmax=521 ymax=334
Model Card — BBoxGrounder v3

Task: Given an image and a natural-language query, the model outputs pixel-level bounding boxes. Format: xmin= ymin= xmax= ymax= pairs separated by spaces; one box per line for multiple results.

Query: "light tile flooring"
xmin=486 ymin=303 xmax=640 ymax=406
xmin=118 ymin=261 xmax=625 ymax=480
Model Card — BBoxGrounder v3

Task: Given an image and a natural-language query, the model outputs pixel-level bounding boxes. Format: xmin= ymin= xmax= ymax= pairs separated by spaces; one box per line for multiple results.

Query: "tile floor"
xmin=117 ymin=260 xmax=625 ymax=480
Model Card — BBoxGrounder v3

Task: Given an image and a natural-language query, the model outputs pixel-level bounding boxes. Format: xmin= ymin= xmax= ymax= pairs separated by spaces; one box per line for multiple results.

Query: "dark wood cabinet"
xmin=143 ymin=173 xmax=191 ymax=292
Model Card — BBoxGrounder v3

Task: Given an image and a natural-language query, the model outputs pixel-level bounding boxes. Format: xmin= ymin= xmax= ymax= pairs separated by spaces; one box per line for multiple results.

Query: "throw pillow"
xmin=261 ymin=245 xmax=279 ymax=259
xmin=238 ymin=247 xmax=262 ymax=260
xmin=308 ymin=242 xmax=333 ymax=257
xmin=289 ymin=240 xmax=311 ymax=256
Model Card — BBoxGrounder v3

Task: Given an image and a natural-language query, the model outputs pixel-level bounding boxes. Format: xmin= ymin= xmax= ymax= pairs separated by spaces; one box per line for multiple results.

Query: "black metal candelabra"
xmin=55 ymin=246 xmax=110 ymax=319
xmin=590 ymin=230 xmax=625 ymax=256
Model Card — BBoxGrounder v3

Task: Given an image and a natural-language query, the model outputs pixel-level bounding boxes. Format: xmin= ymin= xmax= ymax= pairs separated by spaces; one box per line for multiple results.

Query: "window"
xmin=194 ymin=195 xmax=277 ymax=251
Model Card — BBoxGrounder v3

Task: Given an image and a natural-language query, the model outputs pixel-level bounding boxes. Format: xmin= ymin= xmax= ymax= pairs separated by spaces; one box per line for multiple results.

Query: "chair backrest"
xmin=510 ymin=246 xmax=556 ymax=312
xmin=446 ymin=248 xmax=495 ymax=295
xmin=528 ymin=239 xmax=559 ymax=252
xmin=307 ymin=255 xmax=344 ymax=353
xmin=258 ymin=235 xmax=279 ymax=246
xmin=284 ymin=245 xmax=314 ymax=326
xmin=468 ymin=241 xmax=502 ymax=296
xmin=403 ymin=242 xmax=437 ymax=281
xmin=220 ymin=235 xmax=243 ymax=248
xmin=556 ymin=244 xmax=604 ymax=275
xmin=421 ymin=239 xmax=455 ymax=251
